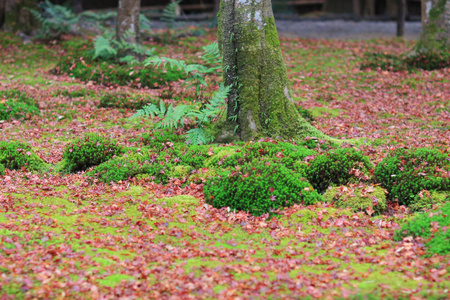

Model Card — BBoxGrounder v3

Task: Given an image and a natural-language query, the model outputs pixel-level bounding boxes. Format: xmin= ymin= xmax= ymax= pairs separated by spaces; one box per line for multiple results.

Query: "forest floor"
xmin=0 ymin=27 xmax=449 ymax=299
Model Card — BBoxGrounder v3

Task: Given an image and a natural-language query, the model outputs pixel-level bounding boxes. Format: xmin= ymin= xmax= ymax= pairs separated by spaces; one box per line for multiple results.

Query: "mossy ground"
xmin=0 ymin=29 xmax=449 ymax=299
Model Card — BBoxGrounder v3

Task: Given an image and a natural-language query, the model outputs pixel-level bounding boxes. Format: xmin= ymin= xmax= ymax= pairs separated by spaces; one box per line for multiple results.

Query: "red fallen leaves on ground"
xmin=0 ymin=34 xmax=449 ymax=299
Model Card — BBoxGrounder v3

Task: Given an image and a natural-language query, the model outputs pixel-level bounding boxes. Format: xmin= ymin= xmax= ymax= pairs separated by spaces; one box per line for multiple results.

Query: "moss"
xmin=204 ymin=148 xmax=238 ymax=167
xmin=187 ymin=168 xmax=217 ymax=184
xmin=409 ymin=190 xmax=449 ymax=212
xmin=323 ymin=186 xmax=387 ymax=215
xmin=97 ymin=274 xmax=135 ymax=287
xmin=167 ymin=165 xmax=194 ymax=179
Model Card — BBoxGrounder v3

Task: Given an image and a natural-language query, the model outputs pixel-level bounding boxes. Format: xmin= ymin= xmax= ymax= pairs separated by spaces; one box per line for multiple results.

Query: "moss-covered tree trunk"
xmin=419 ymin=0 xmax=450 ymax=51
xmin=116 ymin=0 xmax=140 ymax=45
xmin=217 ymin=0 xmax=331 ymax=142
xmin=2 ymin=0 xmax=36 ymax=33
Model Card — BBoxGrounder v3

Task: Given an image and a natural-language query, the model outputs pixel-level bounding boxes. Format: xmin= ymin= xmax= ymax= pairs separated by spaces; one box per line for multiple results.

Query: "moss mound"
xmin=0 ymin=90 xmax=39 ymax=121
xmin=375 ymin=148 xmax=450 ymax=206
xmin=63 ymin=134 xmax=123 ymax=173
xmin=204 ymin=160 xmax=322 ymax=216
xmin=299 ymin=148 xmax=372 ymax=194
xmin=0 ymin=141 xmax=44 ymax=171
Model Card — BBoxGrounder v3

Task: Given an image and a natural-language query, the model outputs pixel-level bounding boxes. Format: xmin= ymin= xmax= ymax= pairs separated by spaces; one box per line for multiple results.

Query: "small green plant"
xmin=323 ymin=185 xmax=387 ymax=215
xmin=204 ymin=160 xmax=322 ymax=216
xmin=394 ymin=202 xmax=450 ymax=256
xmin=91 ymin=31 xmax=155 ymax=63
xmin=63 ymin=134 xmax=123 ymax=173
xmin=98 ymin=92 xmax=156 ymax=109
xmin=374 ymin=148 xmax=450 ymax=206
xmin=0 ymin=90 xmax=39 ymax=121
xmin=0 ymin=141 xmax=44 ymax=171
xmin=300 ymin=148 xmax=373 ymax=194
xmin=0 ymin=163 xmax=5 ymax=175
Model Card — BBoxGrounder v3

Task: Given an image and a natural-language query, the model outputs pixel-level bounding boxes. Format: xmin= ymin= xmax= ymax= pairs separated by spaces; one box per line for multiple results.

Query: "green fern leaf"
xmin=186 ymin=128 xmax=212 ymax=145
xmin=93 ymin=35 xmax=117 ymax=60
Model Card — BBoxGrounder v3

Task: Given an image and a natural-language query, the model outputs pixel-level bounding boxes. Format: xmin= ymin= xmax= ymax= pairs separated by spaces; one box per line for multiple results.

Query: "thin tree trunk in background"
xmin=73 ymin=0 xmax=83 ymax=14
xmin=397 ymin=0 xmax=406 ymax=37
xmin=363 ymin=0 xmax=375 ymax=16
xmin=3 ymin=0 xmax=36 ymax=33
xmin=0 ymin=0 xmax=5 ymax=29
xmin=217 ymin=0 xmax=332 ymax=142
xmin=353 ymin=0 xmax=361 ymax=16
xmin=213 ymin=0 xmax=220 ymax=15
xmin=116 ymin=0 xmax=140 ymax=45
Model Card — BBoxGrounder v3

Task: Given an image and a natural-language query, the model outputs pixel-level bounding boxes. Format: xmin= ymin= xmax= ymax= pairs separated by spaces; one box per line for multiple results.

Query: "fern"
xmin=144 ymin=42 xmax=221 ymax=95
xmin=30 ymin=0 xmax=79 ymax=39
xmin=129 ymin=101 xmax=166 ymax=120
xmin=161 ymin=0 xmax=182 ymax=29
xmin=129 ymin=83 xmax=229 ymax=145
xmin=92 ymin=30 xmax=155 ymax=62
xmin=186 ymin=128 xmax=213 ymax=145
xmin=93 ymin=35 xmax=117 ymax=60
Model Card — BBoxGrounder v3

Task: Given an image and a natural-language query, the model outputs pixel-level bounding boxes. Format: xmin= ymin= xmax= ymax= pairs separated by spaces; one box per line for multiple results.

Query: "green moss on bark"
xmin=217 ymin=0 xmax=343 ymax=144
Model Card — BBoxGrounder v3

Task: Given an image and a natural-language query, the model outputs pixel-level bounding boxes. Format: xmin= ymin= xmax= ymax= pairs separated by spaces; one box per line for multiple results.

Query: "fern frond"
xmin=144 ymin=56 xmax=187 ymax=73
xmin=201 ymin=42 xmax=221 ymax=66
xmin=161 ymin=0 xmax=181 ymax=25
xmin=93 ymin=35 xmax=117 ymax=59
xmin=129 ymin=101 xmax=165 ymax=120
xmin=139 ymin=14 xmax=152 ymax=32
xmin=188 ymin=83 xmax=230 ymax=122
xmin=158 ymin=104 xmax=195 ymax=129
xmin=186 ymin=128 xmax=212 ymax=145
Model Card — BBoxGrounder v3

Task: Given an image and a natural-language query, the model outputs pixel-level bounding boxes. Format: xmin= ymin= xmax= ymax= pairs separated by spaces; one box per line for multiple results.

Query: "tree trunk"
xmin=73 ymin=0 xmax=83 ymax=14
xmin=217 ymin=0 xmax=330 ymax=142
xmin=2 ymin=0 xmax=36 ymax=33
xmin=419 ymin=0 xmax=450 ymax=51
xmin=397 ymin=0 xmax=406 ymax=37
xmin=116 ymin=0 xmax=140 ymax=45
xmin=0 ymin=0 xmax=5 ymax=29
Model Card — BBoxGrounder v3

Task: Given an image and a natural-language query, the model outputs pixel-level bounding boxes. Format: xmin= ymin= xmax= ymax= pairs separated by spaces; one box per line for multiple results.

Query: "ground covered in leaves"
xmin=0 ymin=29 xmax=450 ymax=299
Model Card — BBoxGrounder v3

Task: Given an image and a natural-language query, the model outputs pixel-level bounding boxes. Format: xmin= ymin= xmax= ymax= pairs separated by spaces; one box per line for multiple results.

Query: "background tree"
xmin=419 ymin=0 xmax=450 ymax=51
xmin=73 ymin=0 xmax=83 ymax=14
xmin=217 ymin=0 xmax=333 ymax=142
xmin=0 ymin=0 xmax=36 ymax=33
xmin=116 ymin=0 xmax=140 ymax=45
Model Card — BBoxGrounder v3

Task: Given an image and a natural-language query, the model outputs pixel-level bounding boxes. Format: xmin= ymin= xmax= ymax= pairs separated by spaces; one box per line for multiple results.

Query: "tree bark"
xmin=2 ymin=0 xmax=36 ymax=33
xmin=419 ymin=0 xmax=450 ymax=51
xmin=116 ymin=0 xmax=140 ymax=45
xmin=397 ymin=0 xmax=406 ymax=37
xmin=73 ymin=0 xmax=83 ymax=14
xmin=217 ymin=0 xmax=330 ymax=142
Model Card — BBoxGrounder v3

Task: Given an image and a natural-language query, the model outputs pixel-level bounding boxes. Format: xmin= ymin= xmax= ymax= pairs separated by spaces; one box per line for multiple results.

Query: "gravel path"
xmin=153 ymin=19 xmax=422 ymax=40
xmin=276 ymin=20 xmax=422 ymax=40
